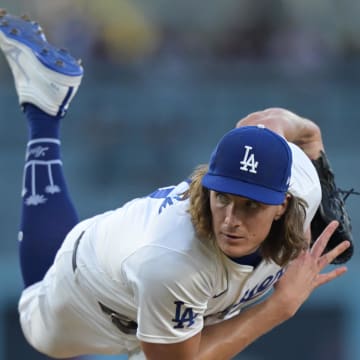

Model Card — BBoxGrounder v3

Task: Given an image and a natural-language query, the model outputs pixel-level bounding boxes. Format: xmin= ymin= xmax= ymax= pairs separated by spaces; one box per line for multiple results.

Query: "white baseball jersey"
xmin=18 ymin=143 xmax=321 ymax=358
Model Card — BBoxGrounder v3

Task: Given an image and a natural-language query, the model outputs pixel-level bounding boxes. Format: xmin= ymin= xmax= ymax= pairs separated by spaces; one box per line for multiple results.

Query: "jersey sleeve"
xmin=288 ymin=142 xmax=321 ymax=230
xmin=122 ymin=245 xmax=213 ymax=344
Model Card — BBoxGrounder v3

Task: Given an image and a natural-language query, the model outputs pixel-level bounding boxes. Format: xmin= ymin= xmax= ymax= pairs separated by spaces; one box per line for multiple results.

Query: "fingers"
xmin=315 ymin=266 xmax=348 ymax=288
xmin=310 ymin=220 xmax=339 ymax=258
xmin=318 ymin=240 xmax=351 ymax=268
xmin=311 ymin=220 xmax=351 ymax=269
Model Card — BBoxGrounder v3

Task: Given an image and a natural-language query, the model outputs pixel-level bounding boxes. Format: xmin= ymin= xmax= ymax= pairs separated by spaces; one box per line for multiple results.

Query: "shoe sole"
xmin=0 ymin=11 xmax=83 ymax=77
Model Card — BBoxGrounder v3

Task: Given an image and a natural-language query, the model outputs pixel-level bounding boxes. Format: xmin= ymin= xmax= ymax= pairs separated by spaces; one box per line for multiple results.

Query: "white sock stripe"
xmin=24 ymin=159 xmax=63 ymax=169
xmin=27 ymin=138 xmax=61 ymax=146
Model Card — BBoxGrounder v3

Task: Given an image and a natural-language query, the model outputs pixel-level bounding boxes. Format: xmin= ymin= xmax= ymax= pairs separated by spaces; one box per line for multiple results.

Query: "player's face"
xmin=210 ymin=191 xmax=288 ymax=258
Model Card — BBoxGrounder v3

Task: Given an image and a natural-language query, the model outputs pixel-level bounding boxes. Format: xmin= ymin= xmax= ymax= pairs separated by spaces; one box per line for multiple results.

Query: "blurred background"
xmin=0 ymin=0 xmax=359 ymax=359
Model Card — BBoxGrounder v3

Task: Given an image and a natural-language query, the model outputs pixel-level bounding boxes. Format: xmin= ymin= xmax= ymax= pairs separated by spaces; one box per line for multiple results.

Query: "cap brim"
xmin=202 ymin=173 xmax=286 ymax=205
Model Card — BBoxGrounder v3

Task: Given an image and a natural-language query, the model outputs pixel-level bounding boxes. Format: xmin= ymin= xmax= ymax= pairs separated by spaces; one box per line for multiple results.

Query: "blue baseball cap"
xmin=202 ymin=125 xmax=292 ymax=205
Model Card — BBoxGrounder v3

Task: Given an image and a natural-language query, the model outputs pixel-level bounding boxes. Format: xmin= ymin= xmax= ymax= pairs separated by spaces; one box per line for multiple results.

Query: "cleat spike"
xmin=10 ymin=28 xmax=18 ymax=35
xmin=55 ymin=59 xmax=64 ymax=67
xmin=1 ymin=20 xmax=8 ymax=26
xmin=21 ymin=14 xmax=31 ymax=21
xmin=0 ymin=9 xmax=7 ymax=16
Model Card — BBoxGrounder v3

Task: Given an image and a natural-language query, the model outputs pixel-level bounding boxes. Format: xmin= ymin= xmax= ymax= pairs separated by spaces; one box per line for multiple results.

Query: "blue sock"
xmin=19 ymin=104 xmax=79 ymax=287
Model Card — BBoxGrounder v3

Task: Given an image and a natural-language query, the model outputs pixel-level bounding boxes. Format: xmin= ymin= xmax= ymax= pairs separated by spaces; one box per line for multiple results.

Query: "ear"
xmin=274 ymin=194 xmax=291 ymax=220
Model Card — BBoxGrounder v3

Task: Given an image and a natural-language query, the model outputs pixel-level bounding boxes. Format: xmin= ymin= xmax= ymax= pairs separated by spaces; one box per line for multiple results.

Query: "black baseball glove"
xmin=310 ymin=151 xmax=359 ymax=264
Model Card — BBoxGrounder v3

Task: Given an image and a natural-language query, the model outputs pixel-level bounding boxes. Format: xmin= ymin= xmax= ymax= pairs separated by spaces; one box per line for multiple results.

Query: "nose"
xmin=224 ymin=204 xmax=242 ymax=227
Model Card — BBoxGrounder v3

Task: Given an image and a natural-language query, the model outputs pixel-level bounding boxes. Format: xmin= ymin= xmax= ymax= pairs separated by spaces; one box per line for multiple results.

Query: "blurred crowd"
xmin=2 ymin=0 xmax=358 ymax=196
xmin=6 ymin=0 xmax=360 ymax=71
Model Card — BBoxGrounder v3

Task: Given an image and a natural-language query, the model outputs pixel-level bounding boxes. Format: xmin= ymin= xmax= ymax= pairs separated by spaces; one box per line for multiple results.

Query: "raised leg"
xmin=0 ymin=10 xmax=83 ymax=287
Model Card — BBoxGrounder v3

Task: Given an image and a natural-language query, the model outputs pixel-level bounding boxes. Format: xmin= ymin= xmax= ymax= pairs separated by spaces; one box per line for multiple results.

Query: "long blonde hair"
xmin=184 ymin=165 xmax=308 ymax=267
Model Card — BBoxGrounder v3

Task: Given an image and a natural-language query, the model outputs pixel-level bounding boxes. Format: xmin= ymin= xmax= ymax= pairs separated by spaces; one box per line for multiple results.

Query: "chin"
xmin=220 ymin=243 xmax=250 ymax=258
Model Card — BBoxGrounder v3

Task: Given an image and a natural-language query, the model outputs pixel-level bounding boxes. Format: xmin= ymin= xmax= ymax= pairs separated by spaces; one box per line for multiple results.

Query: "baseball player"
xmin=0 ymin=11 xmax=353 ymax=360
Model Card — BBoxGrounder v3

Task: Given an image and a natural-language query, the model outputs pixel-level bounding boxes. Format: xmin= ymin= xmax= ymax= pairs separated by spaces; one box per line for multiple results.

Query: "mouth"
xmin=221 ymin=232 xmax=244 ymax=242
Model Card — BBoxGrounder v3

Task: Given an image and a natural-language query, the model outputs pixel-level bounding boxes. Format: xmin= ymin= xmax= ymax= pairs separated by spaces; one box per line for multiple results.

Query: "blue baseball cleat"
xmin=0 ymin=10 xmax=83 ymax=116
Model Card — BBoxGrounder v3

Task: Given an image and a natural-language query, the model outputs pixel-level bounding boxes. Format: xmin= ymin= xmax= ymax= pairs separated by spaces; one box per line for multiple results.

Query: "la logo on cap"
xmin=240 ymin=145 xmax=258 ymax=174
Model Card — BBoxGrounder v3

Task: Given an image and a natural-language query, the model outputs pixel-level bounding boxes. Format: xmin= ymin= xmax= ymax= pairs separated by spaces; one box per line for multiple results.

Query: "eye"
xmin=215 ymin=192 xmax=230 ymax=204
xmin=245 ymin=200 xmax=260 ymax=209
